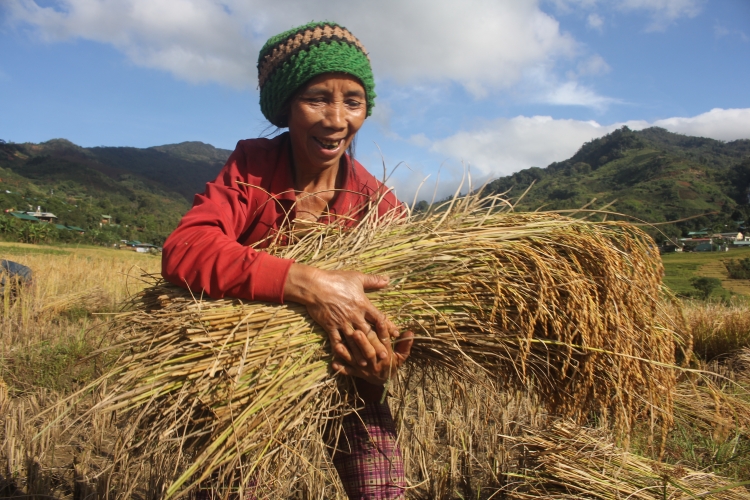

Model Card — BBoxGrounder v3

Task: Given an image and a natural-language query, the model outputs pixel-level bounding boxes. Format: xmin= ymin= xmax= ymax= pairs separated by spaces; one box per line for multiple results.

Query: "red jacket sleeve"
xmin=161 ymin=146 xmax=294 ymax=303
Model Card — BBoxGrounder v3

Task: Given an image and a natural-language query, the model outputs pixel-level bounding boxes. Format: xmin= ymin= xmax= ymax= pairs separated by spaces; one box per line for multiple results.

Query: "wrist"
xmin=283 ymin=263 xmax=321 ymax=306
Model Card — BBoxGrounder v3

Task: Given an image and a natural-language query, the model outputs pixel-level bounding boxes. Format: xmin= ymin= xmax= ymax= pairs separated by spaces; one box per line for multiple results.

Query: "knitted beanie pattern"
xmin=257 ymin=21 xmax=376 ymax=127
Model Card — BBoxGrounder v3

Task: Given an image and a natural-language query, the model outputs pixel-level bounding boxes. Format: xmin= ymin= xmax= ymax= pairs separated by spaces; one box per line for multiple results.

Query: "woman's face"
xmin=287 ymin=73 xmax=367 ymax=178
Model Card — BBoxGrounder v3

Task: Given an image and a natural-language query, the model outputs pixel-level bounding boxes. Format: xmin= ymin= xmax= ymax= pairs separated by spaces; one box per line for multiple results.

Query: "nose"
xmin=322 ymin=100 xmax=347 ymax=130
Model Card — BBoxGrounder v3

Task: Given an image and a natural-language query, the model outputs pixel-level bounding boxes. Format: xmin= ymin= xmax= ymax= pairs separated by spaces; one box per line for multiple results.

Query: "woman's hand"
xmin=332 ymin=331 xmax=414 ymax=385
xmin=283 ymin=263 xmax=411 ymax=380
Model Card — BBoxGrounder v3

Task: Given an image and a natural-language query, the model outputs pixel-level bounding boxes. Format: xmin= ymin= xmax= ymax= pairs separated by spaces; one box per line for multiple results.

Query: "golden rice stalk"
xmin=71 ymin=193 xmax=678 ymax=497
xmin=672 ymin=347 xmax=750 ymax=444
xmin=681 ymin=300 xmax=750 ymax=362
xmin=504 ymin=421 xmax=750 ymax=499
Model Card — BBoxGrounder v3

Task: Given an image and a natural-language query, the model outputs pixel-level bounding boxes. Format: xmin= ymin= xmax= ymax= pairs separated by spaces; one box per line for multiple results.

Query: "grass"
xmin=0 ymin=242 xmax=71 ymax=256
xmin=0 ymin=242 xmax=160 ymax=395
xmin=662 ymin=246 xmax=750 ymax=298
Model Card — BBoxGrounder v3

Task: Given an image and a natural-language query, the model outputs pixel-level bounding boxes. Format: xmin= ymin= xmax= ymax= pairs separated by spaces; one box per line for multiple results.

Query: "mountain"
xmin=483 ymin=127 xmax=750 ymax=242
xmin=89 ymin=141 xmax=232 ymax=201
xmin=4 ymin=128 xmax=750 ymax=247
xmin=0 ymin=138 xmax=231 ymax=245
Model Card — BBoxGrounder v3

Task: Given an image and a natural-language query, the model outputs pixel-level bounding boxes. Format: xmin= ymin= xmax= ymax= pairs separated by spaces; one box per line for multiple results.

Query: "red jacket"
xmin=161 ymin=133 xmax=401 ymax=303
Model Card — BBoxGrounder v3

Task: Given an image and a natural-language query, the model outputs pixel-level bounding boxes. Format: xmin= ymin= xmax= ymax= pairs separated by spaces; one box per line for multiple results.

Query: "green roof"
xmin=54 ymin=224 xmax=68 ymax=230
xmin=66 ymin=226 xmax=85 ymax=232
xmin=9 ymin=212 xmax=39 ymax=221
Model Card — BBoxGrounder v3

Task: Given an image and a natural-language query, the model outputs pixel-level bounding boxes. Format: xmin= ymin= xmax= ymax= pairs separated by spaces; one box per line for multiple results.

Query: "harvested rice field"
xmin=1 ymin=205 xmax=750 ymax=499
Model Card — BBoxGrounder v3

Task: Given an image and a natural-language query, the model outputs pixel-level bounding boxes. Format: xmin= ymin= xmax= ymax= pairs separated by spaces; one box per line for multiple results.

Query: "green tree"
xmin=690 ymin=277 xmax=722 ymax=300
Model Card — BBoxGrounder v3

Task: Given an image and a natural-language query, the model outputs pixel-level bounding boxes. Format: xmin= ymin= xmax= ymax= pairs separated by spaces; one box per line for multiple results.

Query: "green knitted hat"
xmin=257 ymin=21 xmax=376 ymax=127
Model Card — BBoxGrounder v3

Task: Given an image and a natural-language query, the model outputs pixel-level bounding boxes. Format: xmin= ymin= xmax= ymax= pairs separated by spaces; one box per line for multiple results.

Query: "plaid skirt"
xmin=195 ymin=402 xmax=405 ymax=500
xmin=329 ymin=401 xmax=406 ymax=499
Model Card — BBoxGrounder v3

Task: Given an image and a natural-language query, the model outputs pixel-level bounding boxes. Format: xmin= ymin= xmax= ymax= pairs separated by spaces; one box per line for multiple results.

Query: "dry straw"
xmin=62 ymin=193 xmax=679 ymax=497
xmin=505 ymin=421 xmax=750 ymax=499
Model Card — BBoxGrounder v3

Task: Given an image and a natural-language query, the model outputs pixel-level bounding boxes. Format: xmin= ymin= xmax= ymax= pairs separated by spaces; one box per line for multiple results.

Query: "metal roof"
xmin=26 ymin=212 xmax=57 ymax=219
xmin=8 ymin=212 xmax=40 ymax=221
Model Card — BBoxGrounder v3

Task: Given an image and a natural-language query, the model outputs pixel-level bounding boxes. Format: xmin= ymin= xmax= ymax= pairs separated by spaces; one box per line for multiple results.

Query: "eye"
xmin=302 ymin=96 xmax=327 ymax=105
xmin=345 ymin=99 xmax=364 ymax=109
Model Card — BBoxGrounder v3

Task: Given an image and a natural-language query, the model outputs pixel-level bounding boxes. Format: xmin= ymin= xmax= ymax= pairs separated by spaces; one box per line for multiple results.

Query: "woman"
xmin=162 ymin=21 xmax=413 ymax=499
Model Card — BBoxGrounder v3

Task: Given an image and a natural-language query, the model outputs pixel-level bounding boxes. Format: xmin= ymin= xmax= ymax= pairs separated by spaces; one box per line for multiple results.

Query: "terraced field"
xmin=662 ymin=246 xmax=750 ymax=297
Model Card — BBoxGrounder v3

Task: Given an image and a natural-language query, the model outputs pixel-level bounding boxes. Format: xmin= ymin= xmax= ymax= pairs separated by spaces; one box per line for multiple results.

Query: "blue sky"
xmin=1 ymin=0 xmax=749 ymax=201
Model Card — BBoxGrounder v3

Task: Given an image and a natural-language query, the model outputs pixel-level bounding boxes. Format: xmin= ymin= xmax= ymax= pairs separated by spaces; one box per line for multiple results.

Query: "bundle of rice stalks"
xmin=62 ymin=194 xmax=679 ymax=497
xmin=505 ymin=421 xmax=750 ymax=499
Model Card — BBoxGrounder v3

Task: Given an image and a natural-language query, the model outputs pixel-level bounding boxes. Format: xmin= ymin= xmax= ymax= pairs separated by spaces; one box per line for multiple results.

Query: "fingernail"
xmin=379 ymin=351 xmax=388 ymax=359
xmin=360 ymin=360 xmax=368 ymax=367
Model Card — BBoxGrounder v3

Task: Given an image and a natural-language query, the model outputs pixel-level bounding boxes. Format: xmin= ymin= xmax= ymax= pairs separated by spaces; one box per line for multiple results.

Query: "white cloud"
xmin=5 ymin=0 xmax=579 ymax=95
xmin=576 ymin=54 xmax=610 ymax=76
xmin=617 ymin=0 xmax=703 ymax=30
xmin=431 ymin=115 xmax=616 ymax=178
xmin=408 ymin=134 xmax=431 ymax=148
xmin=651 ymin=108 xmax=750 ymax=142
xmin=550 ymin=0 xmax=703 ymax=30
xmin=521 ymin=65 xmax=618 ymax=111
xmin=6 ymin=0 xmax=255 ymax=87
xmin=714 ymin=21 xmax=749 ymax=42
xmin=541 ymin=81 xmax=619 ymax=110
xmin=427 ymin=108 xmax=750 ymax=179
xmin=586 ymin=13 xmax=603 ymax=31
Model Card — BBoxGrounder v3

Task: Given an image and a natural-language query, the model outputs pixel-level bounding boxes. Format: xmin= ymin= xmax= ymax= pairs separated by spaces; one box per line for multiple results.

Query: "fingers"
xmin=353 ymin=317 xmax=389 ymax=360
xmin=359 ymin=273 xmax=390 ymax=291
xmin=364 ymin=304 xmax=400 ymax=341
xmin=331 ymin=360 xmax=354 ymax=376
xmin=328 ymin=329 xmax=353 ymax=364
xmin=394 ymin=330 xmax=414 ymax=360
xmin=340 ymin=325 xmax=372 ymax=368
xmin=351 ymin=327 xmax=384 ymax=366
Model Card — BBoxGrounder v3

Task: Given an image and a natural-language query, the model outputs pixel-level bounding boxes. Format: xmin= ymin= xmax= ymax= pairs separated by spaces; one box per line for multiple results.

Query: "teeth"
xmin=316 ymin=138 xmax=340 ymax=150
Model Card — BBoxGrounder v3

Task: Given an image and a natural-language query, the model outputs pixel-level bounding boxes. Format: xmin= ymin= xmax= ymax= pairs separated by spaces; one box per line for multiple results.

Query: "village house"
xmin=713 ymin=232 xmax=743 ymax=241
xmin=8 ymin=211 xmax=40 ymax=222
xmin=25 ymin=206 xmax=58 ymax=223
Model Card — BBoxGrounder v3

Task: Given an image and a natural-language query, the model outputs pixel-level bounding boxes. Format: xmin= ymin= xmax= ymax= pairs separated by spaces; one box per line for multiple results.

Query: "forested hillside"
xmin=0 ymin=139 xmax=230 ymax=245
xmin=483 ymin=127 xmax=750 ymax=242
xmin=3 ymin=127 xmax=750 ymax=247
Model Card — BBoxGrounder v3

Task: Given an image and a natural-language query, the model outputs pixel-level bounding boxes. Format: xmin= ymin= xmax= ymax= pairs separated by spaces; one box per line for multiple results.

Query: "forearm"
xmin=162 ymin=225 xmax=293 ymax=302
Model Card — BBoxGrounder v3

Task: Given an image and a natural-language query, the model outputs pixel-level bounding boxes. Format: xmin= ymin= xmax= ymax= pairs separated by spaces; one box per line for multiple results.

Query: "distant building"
xmin=687 ymin=229 xmax=709 ymax=238
xmin=679 ymin=237 xmax=711 ymax=244
xmin=101 ymin=215 xmax=112 ymax=225
xmin=8 ymin=212 xmax=40 ymax=222
xmin=659 ymin=243 xmax=684 ymax=254
xmin=694 ymin=242 xmax=717 ymax=252
xmin=25 ymin=210 xmax=57 ymax=222
xmin=713 ymin=232 xmax=743 ymax=241
xmin=129 ymin=243 xmax=161 ymax=254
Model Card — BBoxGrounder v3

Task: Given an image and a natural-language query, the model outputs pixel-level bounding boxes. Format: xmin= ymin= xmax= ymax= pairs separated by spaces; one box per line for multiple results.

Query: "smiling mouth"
xmin=314 ymin=137 xmax=342 ymax=150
